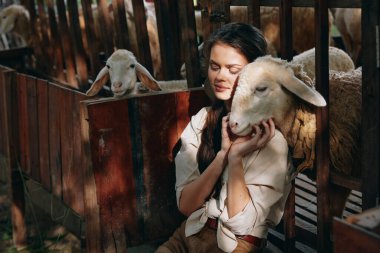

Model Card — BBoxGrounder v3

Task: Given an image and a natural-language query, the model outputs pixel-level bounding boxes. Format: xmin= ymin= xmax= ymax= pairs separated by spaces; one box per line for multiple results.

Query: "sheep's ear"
xmin=135 ymin=62 xmax=161 ymax=91
xmin=86 ymin=66 xmax=109 ymax=96
xmin=283 ymin=76 xmax=327 ymax=107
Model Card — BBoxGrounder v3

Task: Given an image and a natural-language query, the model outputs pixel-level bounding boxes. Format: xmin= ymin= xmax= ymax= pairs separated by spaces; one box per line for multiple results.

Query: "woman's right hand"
xmin=221 ymin=115 xmax=234 ymax=153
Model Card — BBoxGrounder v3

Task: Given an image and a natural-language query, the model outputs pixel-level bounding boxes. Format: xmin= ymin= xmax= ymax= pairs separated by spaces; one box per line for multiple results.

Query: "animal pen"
xmin=0 ymin=0 xmax=378 ymax=252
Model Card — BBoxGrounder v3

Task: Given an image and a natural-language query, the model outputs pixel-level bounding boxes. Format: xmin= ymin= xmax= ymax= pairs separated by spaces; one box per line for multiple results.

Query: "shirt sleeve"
xmin=222 ymin=130 xmax=290 ymax=236
xmin=174 ymin=107 xmax=208 ymax=206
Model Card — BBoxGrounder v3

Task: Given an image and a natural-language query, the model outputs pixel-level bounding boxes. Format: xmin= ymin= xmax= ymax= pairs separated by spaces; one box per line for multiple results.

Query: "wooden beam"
xmin=361 ymin=1 xmax=380 ymax=210
xmin=314 ymin=0 xmax=332 ymax=252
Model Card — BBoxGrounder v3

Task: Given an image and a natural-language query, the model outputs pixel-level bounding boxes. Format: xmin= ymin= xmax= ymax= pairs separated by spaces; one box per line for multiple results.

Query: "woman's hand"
xmin=228 ymin=118 xmax=275 ymax=160
xmin=221 ymin=115 xmax=235 ymax=152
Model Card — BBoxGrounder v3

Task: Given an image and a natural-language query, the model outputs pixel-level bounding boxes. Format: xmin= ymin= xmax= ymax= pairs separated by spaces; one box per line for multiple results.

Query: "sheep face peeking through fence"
xmin=229 ymin=55 xmax=362 ymax=218
xmin=0 ymin=4 xmax=30 ymax=47
xmin=86 ymin=49 xmax=161 ymax=97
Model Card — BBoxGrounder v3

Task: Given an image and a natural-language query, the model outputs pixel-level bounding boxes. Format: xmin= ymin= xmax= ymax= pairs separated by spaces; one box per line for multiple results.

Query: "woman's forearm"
xmin=179 ymin=151 xmax=227 ymax=216
xmin=226 ymin=157 xmax=250 ymax=217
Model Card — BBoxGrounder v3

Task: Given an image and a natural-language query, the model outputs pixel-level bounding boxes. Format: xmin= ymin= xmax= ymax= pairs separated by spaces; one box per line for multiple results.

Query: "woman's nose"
xmin=216 ymin=68 xmax=227 ymax=79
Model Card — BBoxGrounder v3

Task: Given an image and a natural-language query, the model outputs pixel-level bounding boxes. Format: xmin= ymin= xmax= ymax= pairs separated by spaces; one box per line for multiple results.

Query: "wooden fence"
xmin=0 ymin=65 xmax=210 ymax=252
xmin=0 ymin=0 xmax=379 ymax=252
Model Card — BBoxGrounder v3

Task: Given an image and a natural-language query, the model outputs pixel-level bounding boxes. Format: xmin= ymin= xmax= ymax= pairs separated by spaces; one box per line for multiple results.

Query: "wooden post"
xmin=315 ymin=0 xmax=331 ymax=252
xmin=178 ymin=0 xmax=202 ymax=87
xmin=361 ymin=0 xmax=380 ymax=210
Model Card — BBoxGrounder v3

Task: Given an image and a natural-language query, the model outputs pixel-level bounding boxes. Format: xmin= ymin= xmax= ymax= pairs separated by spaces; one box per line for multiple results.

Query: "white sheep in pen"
xmin=0 ymin=4 xmax=31 ymax=48
xmin=228 ymin=55 xmax=361 ymax=218
xmin=86 ymin=49 xmax=187 ymax=97
xmin=334 ymin=8 xmax=361 ymax=66
xmin=195 ymin=6 xmax=334 ymax=55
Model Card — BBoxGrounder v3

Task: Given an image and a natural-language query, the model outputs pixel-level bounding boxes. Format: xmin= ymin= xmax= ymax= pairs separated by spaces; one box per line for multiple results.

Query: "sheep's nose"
xmin=113 ymin=81 xmax=122 ymax=88
xmin=229 ymin=121 xmax=238 ymax=130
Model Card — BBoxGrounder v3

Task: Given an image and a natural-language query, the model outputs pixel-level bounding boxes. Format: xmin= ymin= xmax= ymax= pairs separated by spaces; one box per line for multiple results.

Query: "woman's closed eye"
xmin=209 ymin=63 xmax=220 ymax=71
xmin=228 ymin=67 xmax=242 ymax=75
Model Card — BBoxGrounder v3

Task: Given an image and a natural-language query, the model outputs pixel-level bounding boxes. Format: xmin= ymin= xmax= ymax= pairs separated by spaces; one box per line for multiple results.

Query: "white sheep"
xmin=334 ymin=8 xmax=361 ymax=66
xmin=228 ymin=55 xmax=361 ymax=218
xmin=195 ymin=6 xmax=334 ymax=55
xmin=292 ymin=46 xmax=355 ymax=80
xmin=86 ymin=49 xmax=187 ymax=97
xmin=0 ymin=4 xmax=31 ymax=47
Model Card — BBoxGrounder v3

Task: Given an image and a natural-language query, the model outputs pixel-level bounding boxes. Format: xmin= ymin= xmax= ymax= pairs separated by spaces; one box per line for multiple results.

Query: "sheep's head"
xmin=0 ymin=4 xmax=30 ymax=34
xmin=229 ymin=56 xmax=326 ymax=136
xmin=86 ymin=49 xmax=161 ymax=97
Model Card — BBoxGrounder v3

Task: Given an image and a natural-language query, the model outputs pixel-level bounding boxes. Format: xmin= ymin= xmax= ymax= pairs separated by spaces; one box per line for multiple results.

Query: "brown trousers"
xmin=155 ymin=221 xmax=265 ymax=253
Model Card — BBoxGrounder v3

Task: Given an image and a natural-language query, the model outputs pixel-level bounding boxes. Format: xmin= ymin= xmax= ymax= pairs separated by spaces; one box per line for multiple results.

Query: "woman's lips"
xmin=214 ymin=84 xmax=229 ymax=92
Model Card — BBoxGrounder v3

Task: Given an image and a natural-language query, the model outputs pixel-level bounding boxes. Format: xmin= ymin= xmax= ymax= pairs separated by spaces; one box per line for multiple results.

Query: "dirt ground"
xmin=0 ymin=180 xmax=82 ymax=253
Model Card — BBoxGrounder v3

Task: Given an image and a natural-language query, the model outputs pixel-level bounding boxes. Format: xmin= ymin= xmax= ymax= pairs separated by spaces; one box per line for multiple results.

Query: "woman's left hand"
xmin=228 ymin=118 xmax=275 ymax=160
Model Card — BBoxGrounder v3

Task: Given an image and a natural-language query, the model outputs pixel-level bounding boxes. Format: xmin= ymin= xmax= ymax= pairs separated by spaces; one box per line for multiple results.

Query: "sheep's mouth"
xmin=230 ymin=125 xmax=253 ymax=137
xmin=113 ymin=90 xmax=126 ymax=96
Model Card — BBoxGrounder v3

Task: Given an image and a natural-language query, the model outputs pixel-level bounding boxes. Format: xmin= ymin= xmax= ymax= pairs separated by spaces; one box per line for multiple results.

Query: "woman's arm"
xmin=226 ymin=119 xmax=275 ymax=217
xmin=179 ymin=150 xmax=226 ymax=216
xmin=179 ymin=115 xmax=233 ymax=216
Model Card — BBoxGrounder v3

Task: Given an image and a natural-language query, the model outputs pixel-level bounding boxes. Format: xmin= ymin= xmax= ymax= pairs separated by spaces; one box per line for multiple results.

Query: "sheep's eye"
xmin=106 ymin=64 xmax=110 ymax=69
xmin=256 ymin=86 xmax=268 ymax=92
xmin=130 ymin=64 xmax=135 ymax=68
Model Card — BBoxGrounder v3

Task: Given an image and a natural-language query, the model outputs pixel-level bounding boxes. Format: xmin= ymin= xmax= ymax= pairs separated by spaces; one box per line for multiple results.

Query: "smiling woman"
xmin=155 ymin=23 xmax=293 ymax=253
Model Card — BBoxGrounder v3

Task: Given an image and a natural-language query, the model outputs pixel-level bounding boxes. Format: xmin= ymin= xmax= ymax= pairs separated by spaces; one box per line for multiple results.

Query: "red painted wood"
xmin=37 ymin=79 xmax=51 ymax=190
xmin=48 ymin=83 xmax=62 ymax=198
xmin=26 ymin=76 xmax=40 ymax=181
xmin=17 ymin=74 xmax=30 ymax=174
xmin=87 ymin=99 xmax=137 ymax=250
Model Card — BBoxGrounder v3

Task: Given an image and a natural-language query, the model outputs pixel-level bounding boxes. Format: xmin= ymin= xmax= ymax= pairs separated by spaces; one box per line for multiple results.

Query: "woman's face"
xmin=208 ymin=42 xmax=249 ymax=101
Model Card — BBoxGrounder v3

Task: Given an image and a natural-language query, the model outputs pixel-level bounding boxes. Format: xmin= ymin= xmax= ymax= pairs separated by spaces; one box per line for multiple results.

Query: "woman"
xmin=156 ymin=23 xmax=293 ymax=253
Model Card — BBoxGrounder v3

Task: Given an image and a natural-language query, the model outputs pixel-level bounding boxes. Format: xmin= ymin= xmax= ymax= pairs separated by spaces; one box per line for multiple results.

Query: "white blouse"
xmin=175 ymin=107 xmax=294 ymax=252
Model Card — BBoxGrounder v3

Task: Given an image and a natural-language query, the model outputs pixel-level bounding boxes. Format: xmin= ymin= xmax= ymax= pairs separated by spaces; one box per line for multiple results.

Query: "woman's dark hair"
xmin=203 ymin=22 xmax=268 ymax=64
xmin=197 ymin=23 xmax=267 ymax=196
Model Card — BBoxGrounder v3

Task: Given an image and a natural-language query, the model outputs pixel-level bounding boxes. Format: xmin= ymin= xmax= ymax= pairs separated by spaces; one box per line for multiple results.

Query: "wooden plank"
xmin=46 ymin=0 xmax=65 ymax=81
xmin=81 ymin=0 xmax=102 ymax=78
xmin=60 ymin=90 xmax=77 ymax=212
xmin=199 ymin=0 xmax=212 ymax=40
xmin=97 ymin=0 xmax=115 ymax=57
xmin=112 ymin=0 xmax=131 ymax=50
xmin=132 ymin=0 xmax=153 ymax=73
xmin=60 ymin=90 xmax=85 ymax=216
xmin=80 ymin=101 xmax=102 ymax=253
xmin=209 ymin=0 xmax=229 ymax=32
xmin=283 ymin=181 xmax=296 ymax=253
xmin=0 ymin=68 xmax=27 ymax=248
xmin=137 ymin=93 xmax=185 ymax=242
xmin=330 ymin=171 xmax=361 ymax=192
xmin=36 ymin=79 xmax=51 ymax=190
xmin=48 ymin=83 xmax=62 ymax=198
xmin=17 ymin=74 xmax=30 ymax=174
xmin=247 ymin=0 xmax=261 ymax=28
xmin=26 ymin=75 xmax=40 ymax=181
xmin=333 ymin=218 xmax=380 ymax=253
xmin=280 ymin=0 xmax=293 ymax=60
xmin=87 ymin=99 xmax=137 ymax=251
xmin=36 ymin=0 xmax=54 ymax=74
xmin=71 ymin=93 xmax=86 ymax=216
xmin=67 ymin=0 xmax=89 ymax=86
xmin=56 ymin=0 xmax=78 ymax=87
xmin=314 ymin=0 xmax=332 ymax=251
xmin=361 ymin=0 xmax=380 ymax=211
xmin=178 ymin=0 xmax=202 ymax=87
xmin=230 ymin=0 xmax=361 ymax=8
